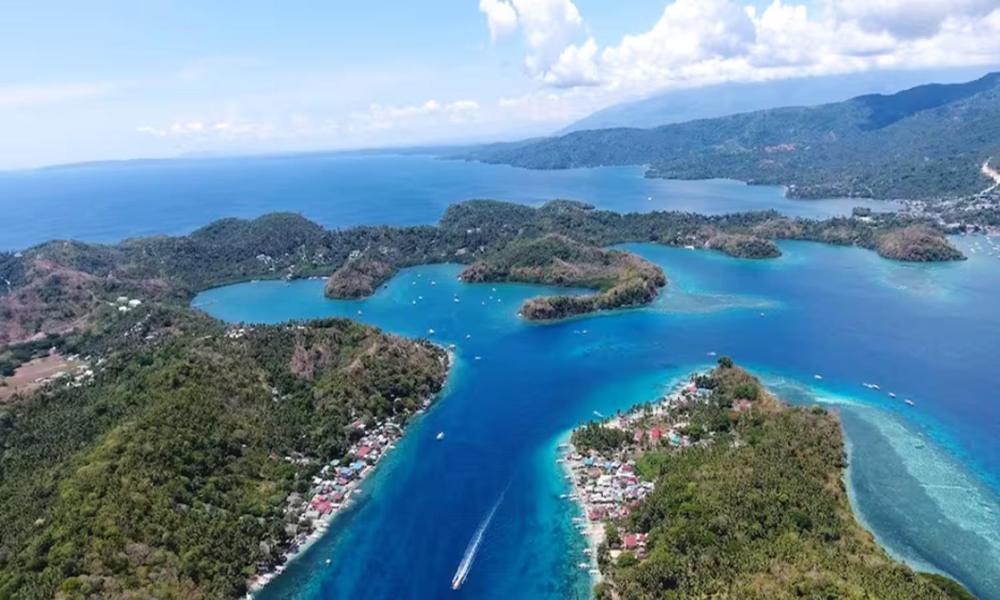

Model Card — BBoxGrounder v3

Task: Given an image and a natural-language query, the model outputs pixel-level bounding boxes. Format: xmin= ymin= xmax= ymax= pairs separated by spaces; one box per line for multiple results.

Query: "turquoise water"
xmin=5 ymin=154 xmax=997 ymax=597
xmin=0 ymin=153 xmax=894 ymax=250
xmin=197 ymin=238 xmax=1000 ymax=600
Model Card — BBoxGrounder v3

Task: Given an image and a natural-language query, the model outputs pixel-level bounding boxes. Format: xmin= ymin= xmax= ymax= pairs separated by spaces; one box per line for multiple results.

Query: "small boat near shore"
xmin=436 ymin=432 xmax=445 ymax=440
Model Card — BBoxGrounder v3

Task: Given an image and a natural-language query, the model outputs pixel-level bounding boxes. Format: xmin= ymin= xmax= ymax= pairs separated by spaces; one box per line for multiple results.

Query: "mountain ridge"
xmin=462 ymin=72 xmax=1000 ymax=201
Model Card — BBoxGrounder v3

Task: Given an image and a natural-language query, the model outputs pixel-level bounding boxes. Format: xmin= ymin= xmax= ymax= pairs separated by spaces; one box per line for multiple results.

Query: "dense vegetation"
xmin=0 ymin=200 xmax=963 ymax=345
xmin=0 ymin=200 xmax=970 ymax=597
xmin=459 ymin=234 xmax=666 ymax=320
xmin=590 ymin=361 xmax=973 ymax=600
xmin=461 ymin=73 xmax=1000 ymax=202
xmin=0 ymin=304 xmax=447 ymax=599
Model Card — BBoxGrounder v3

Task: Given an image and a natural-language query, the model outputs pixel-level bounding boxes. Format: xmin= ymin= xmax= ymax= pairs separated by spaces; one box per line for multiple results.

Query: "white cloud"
xmin=489 ymin=0 xmax=1000 ymax=94
xmin=136 ymin=119 xmax=277 ymax=139
xmin=350 ymin=99 xmax=482 ymax=132
xmin=479 ymin=0 xmax=586 ymax=79
xmin=829 ymin=0 xmax=1000 ymax=39
xmin=0 ymin=82 xmax=113 ymax=109
xmin=479 ymin=0 xmax=519 ymax=40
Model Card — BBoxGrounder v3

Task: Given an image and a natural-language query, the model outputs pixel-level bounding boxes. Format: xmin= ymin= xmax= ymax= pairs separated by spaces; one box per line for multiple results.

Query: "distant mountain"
xmin=560 ymin=67 xmax=995 ymax=133
xmin=463 ymin=72 xmax=1000 ymax=201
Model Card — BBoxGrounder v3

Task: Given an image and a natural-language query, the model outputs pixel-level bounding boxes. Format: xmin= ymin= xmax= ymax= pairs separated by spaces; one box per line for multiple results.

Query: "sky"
xmin=1 ymin=0 xmax=999 ymax=169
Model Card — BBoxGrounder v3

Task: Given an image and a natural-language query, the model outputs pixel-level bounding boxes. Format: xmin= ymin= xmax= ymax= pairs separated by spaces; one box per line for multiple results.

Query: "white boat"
xmin=888 ymin=392 xmax=897 ymax=398
xmin=428 ymin=328 xmax=435 ymax=335
xmin=436 ymin=432 xmax=445 ymax=440
xmin=814 ymin=374 xmax=823 ymax=380
xmin=905 ymin=399 xmax=915 ymax=406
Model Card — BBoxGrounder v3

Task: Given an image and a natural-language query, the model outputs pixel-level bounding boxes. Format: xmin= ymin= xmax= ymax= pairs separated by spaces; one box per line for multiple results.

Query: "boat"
xmin=684 ymin=245 xmax=695 ymax=250
xmin=888 ymin=392 xmax=897 ymax=398
xmin=578 ymin=562 xmax=589 ymax=569
xmin=436 ymin=432 xmax=445 ymax=440
xmin=905 ymin=399 xmax=915 ymax=406
xmin=325 ymin=559 xmax=331 ymax=565
xmin=813 ymin=374 xmax=823 ymax=380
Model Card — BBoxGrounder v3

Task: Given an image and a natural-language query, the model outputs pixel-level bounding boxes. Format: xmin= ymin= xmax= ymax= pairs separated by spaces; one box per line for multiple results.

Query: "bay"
xmin=196 ymin=237 xmax=1000 ymax=600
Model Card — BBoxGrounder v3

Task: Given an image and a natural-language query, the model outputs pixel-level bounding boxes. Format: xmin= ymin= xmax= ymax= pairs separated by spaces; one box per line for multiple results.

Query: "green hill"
xmin=462 ymin=73 xmax=1000 ymax=201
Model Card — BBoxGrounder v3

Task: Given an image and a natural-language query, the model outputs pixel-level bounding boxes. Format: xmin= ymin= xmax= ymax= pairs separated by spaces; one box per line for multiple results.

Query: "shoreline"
xmin=558 ymin=438 xmax=605 ymax=583
xmin=558 ymin=375 xmax=699 ymax=588
xmin=245 ymin=347 xmax=454 ymax=597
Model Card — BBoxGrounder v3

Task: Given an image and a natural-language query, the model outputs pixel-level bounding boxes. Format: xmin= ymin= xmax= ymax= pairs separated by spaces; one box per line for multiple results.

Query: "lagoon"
xmin=197 ymin=237 xmax=1000 ymax=600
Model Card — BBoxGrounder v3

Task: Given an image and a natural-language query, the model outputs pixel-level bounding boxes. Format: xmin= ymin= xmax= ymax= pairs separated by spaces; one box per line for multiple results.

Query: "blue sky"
xmin=1 ymin=0 xmax=998 ymax=169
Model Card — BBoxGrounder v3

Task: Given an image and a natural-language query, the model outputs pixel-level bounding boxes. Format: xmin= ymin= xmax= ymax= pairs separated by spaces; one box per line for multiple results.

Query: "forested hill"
xmin=0 ymin=306 xmax=448 ymax=598
xmin=0 ymin=199 xmax=964 ymax=346
xmin=460 ymin=72 xmax=1000 ymax=201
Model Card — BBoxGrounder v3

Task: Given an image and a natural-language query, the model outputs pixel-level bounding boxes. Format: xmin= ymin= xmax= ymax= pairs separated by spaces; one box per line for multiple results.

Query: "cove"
xmin=195 ymin=238 xmax=1000 ymax=599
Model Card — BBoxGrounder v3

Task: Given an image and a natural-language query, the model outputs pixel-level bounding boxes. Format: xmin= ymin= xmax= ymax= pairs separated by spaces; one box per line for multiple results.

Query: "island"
xmin=563 ymin=359 xmax=972 ymax=599
xmin=458 ymin=234 xmax=666 ymax=321
xmin=0 ymin=199 xmax=971 ymax=598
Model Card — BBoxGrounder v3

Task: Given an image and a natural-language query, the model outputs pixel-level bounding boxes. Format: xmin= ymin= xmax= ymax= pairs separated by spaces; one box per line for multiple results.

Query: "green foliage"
xmin=0 ymin=310 xmax=447 ymax=599
xmin=572 ymin=422 xmax=633 ymax=453
xmin=462 ymin=73 xmax=1000 ymax=202
xmin=595 ymin=364 xmax=970 ymax=599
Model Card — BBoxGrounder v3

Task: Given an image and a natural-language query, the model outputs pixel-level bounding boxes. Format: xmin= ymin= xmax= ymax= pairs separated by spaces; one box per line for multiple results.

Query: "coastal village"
xmin=562 ymin=373 xmax=723 ymax=576
xmin=247 ymin=403 xmax=432 ymax=593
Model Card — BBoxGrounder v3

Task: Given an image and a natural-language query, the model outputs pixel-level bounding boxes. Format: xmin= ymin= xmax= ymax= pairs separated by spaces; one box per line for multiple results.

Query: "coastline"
xmin=558 ymin=375 xmax=698 ymax=588
xmin=245 ymin=347 xmax=454 ymax=597
xmin=558 ymin=437 xmax=605 ymax=583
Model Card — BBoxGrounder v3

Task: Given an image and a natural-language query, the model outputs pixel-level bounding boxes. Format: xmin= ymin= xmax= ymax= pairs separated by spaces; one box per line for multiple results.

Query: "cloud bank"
xmin=483 ymin=0 xmax=1000 ymax=94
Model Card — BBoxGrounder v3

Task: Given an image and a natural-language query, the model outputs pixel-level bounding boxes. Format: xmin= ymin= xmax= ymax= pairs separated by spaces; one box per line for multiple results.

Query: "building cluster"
xmin=564 ymin=376 xmax=721 ymax=566
xmin=249 ymin=407 xmax=429 ymax=593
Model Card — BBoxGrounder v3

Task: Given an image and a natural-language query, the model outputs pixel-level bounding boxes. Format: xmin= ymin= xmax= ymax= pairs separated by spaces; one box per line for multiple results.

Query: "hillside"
xmin=459 ymin=234 xmax=666 ymax=320
xmin=561 ymin=67 xmax=991 ymax=134
xmin=570 ymin=360 xmax=973 ymax=600
xmin=0 ymin=200 xmax=963 ymax=346
xmin=0 ymin=305 xmax=447 ymax=598
xmin=463 ymin=73 xmax=1000 ymax=201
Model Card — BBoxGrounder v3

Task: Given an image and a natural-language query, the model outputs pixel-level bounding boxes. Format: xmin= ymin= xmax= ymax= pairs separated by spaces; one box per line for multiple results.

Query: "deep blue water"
xmin=0 ymin=153 xmax=894 ymax=251
xmin=196 ymin=237 xmax=1000 ymax=600
xmin=4 ymin=154 xmax=998 ymax=598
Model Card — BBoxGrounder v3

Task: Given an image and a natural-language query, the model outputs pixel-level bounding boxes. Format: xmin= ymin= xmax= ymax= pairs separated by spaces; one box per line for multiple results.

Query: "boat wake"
xmin=451 ymin=485 xmax=508 ymax=591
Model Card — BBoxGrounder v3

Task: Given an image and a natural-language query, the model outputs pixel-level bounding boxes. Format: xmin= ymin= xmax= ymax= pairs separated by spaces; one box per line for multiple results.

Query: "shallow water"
xmin=197 ymin=239 xmax=1000 ymax=600
xmin=0 ymin=153 xmax=893 ymax=250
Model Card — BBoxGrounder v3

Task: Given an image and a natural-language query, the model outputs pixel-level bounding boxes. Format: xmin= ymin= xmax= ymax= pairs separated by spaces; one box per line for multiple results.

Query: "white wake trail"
xmin=451 ymin=485 xmax=508 ymax=590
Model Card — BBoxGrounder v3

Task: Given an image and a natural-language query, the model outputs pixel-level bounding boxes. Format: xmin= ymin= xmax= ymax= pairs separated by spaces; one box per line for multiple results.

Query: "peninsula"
xmin=565 ymin=359 xmax=973 ymax=599
xmin=0 ymin=201 xmax=972 ymax=598
xmin=0 ymin=200 xmax=963 ymax=344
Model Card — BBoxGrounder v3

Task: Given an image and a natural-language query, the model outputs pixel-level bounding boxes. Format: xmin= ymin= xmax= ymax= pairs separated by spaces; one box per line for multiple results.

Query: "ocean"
xmin=3 ymin=153 xmax=997 ymax=598
xmin=0 ymin=153 xmax=892 ymax=251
